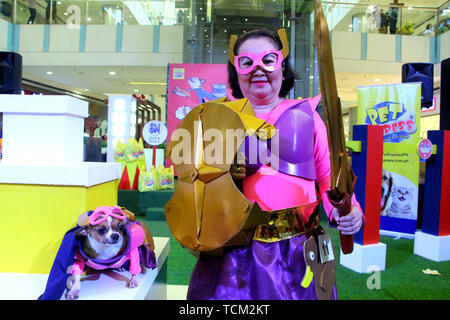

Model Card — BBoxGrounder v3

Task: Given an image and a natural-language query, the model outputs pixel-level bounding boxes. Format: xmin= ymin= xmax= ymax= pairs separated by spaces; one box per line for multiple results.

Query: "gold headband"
xmin=228 ymin=29 xmax=290 ymax=64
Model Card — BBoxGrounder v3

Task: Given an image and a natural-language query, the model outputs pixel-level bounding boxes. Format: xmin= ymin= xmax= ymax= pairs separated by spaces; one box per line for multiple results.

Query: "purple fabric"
xmin=187 ymin=235 xmax=338 ymax=300
xmin=138 ymin=245 xmax=157 ymax=269
xmin=241 ymin=100 xmax=316 ymax=179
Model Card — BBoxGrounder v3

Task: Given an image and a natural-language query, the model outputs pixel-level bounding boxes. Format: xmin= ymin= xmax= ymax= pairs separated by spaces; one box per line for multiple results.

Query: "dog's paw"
xmin=128 ymin=277 xmax=139 ymax=289
xmin=66 ymin=289 xmax=79 ymax=300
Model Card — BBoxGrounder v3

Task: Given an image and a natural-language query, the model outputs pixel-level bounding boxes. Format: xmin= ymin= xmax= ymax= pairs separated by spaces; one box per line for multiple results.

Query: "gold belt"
xmin=253 ymin=201 xmax=320 ymax=243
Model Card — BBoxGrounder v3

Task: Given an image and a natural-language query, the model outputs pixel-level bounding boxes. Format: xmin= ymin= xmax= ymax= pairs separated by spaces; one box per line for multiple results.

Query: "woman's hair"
xmin=227 ymin=29 xmax=298 ymax=99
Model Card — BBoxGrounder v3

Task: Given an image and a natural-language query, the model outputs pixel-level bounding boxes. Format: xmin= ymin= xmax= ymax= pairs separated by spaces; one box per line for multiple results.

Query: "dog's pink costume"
xmin=71 ymin=222 xmax=145 ymax=276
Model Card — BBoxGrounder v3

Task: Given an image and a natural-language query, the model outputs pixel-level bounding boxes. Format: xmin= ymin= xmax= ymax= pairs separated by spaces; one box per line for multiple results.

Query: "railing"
xmin=322 ymin=0 xmax=450 ymax=37
xmin=1 ymin=0 xmax=449 ymax=38
xmin=0 ymin=0 xmax=184 ymax=26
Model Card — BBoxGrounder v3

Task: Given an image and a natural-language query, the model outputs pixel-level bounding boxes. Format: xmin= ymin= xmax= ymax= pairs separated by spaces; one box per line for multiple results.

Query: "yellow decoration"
xmin=137 ymin=137 xmax=146 ymax=171
xmin=166 ymin=165 xmax=175 ymax=189
xmin=422 ymin=269 xmax=441 ymax=276
xmin=116 ymin=138 xmax=146 ymax=189
xmin=124 ymin=137 xmax=140 ymax=163
xmin=0 ymin=180 xmax=119 ymax=274
xmin=301 ymin=266 xmax=314 ymax=288
xmin=114 ymin=139 xmax=125 ymax=162
xmin=138 ymin=166 xmax=158 ymax=192
xmin=156 ymin=165 xmax=167 ymax=189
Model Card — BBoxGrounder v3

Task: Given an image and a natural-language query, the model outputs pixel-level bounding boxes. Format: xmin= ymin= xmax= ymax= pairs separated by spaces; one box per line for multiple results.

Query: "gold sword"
xmin=314 ymin=0 xmax=356 ymax=254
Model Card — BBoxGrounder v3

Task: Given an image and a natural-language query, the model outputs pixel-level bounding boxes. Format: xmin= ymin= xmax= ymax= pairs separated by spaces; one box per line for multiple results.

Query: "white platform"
xmin=0 ymin=162 xmax=121 ymax=187
xmin=167 ymin=285 xmax=188 ymax=300
xmin=340 ymin=242 xmax=387 ymax=274
xmin=414 ymin=231 xmax=450 ymax=262
xmin=0 ymin=237 xmax=170 ymax=300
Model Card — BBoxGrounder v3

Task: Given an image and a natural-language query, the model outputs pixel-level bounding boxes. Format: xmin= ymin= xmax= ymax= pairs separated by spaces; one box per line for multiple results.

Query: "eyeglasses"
xmin=89 ymin=206 xmax=127 ymax=225
xmin=234 ymin=50 xmax=283 ymax=75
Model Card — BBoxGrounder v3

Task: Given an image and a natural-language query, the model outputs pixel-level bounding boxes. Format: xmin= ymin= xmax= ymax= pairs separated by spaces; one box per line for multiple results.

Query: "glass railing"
xmin=322 ymin=0 xmax=450 ymax=37
xmin=1 ymin=0 xmax=449 ymax=37
xmin=0 ymin=0 xmax=186 ymax=25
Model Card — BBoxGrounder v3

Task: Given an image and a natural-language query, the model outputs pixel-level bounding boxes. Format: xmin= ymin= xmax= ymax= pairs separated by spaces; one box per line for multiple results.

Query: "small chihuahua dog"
xmin=66 ymin=206 xmax=141 ymax=300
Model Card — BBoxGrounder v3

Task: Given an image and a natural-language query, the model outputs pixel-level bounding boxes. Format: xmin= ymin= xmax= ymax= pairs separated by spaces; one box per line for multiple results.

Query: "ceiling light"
xmin=109 ymin=71 xmax=116 ymax=75
xmin=46 ymin=71 xmax=53 ymax=75
xmin=84 ymin=88 xmax=89 ymax=91
xmin=373 ymin=78 xmax=381 ymax=82
xmin=134 ymin=89 xmax=139 ymax=92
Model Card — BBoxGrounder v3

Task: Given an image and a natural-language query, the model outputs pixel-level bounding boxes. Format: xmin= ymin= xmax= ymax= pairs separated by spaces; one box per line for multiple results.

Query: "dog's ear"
xmin=76 ymin=227 xmax=89 ymax=236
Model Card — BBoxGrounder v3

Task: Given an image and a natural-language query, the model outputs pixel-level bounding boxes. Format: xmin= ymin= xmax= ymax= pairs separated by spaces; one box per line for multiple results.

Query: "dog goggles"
xmin=234 ymin=50 xmax=283 ymax=74
xmin=77 ymin=206 xmax=127 ymax=227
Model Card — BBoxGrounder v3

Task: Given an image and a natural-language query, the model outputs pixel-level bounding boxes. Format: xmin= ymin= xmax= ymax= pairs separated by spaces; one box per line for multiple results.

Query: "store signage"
xmin=142 ymin=120 xmax=167 ymax=146
xmin=418 ymin=138 xmax=433 ymax=160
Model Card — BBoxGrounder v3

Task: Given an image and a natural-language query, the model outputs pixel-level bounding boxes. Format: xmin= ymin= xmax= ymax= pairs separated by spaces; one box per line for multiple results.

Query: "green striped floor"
xmin=138 ymin=216 xmax=450 ymax=300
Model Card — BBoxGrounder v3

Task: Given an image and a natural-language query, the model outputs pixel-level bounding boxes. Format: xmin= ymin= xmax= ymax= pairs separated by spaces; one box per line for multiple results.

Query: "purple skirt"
xmin=187 ymin=235 xmax=338 ymax=300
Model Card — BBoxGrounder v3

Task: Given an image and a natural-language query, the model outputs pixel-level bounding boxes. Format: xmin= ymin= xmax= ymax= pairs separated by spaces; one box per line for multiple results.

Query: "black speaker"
xmin=0 ymin=51 xmax=22 ymax=94
xmin=440 ymin=58 xmax=450 ymax=130
xmin=402 ymin=63 xmax=433 ymax=108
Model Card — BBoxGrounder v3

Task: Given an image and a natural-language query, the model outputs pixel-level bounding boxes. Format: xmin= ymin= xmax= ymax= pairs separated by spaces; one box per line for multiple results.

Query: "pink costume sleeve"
xmin=71 ymin=252 xmax=85 ymax=276
xmin=312 ymin=110 xmax=363 ymax=222
xmin=128 ymin=248 xmax=142 ymax=276
xmin=127 ymin=223 xmax=144 ymax=275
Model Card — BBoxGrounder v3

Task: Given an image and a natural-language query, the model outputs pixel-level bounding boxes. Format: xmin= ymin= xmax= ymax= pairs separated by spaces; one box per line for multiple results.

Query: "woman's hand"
xmin=230 ymin=162 xmax=246 ymax=180
xmin=230 ymin=152 xmax=247 ymax=180
xmin=330 ymin=206 xmax=364 ymax=235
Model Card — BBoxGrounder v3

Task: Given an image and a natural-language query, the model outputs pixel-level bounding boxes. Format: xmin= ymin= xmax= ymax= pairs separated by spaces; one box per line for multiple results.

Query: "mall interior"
xmin=0 ymin=0 xmax=449 ymax=301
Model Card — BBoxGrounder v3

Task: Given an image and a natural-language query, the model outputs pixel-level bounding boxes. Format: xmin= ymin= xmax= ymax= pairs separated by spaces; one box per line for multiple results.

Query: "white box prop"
xmin=339 ymin=242 xmax=387 ymax=274
xmin=0 ymin=94 xmax=121 ymax=187
xmin=1 ymin=95 xmax=88 ymax=165
xmin=414 ymin=231 xmax=450 ymax=262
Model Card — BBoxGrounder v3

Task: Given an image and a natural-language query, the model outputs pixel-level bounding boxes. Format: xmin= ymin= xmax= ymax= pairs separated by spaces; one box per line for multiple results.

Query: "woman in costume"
xmin=186 ymin=29 xmax=364 ymax=300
